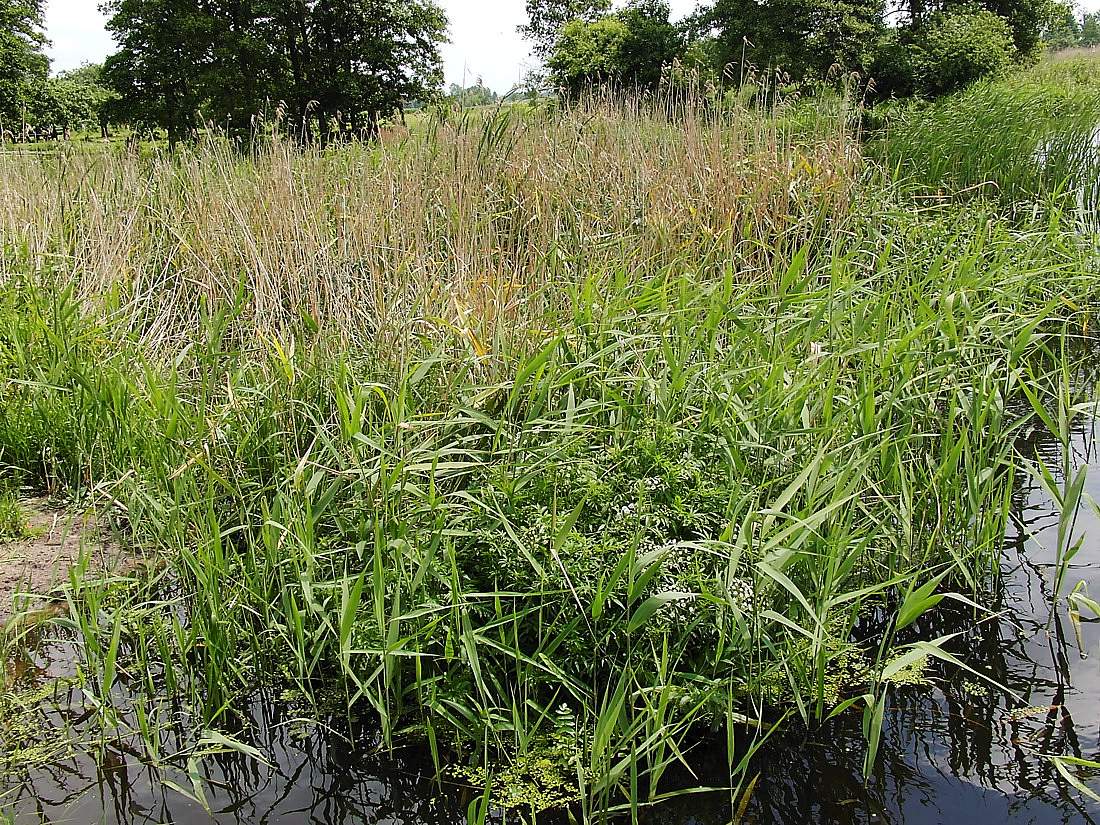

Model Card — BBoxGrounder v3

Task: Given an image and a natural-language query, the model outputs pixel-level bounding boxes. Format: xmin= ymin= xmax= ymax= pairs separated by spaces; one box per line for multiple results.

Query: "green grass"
xmin=877 ymin=56 xmax=1100 ymax=212
xmin=0 ymin=70 xmax=1099 ymax=819
xmin=0 ymin=490 xmax=27 ymax=543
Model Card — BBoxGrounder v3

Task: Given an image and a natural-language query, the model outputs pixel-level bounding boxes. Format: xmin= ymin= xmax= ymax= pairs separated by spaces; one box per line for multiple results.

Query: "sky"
xmin=44 ymin=0 xmax=699 ymax=92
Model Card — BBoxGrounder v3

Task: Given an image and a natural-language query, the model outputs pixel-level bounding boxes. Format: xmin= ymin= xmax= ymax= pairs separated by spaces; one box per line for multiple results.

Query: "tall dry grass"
xmin=0 ymin=95 xmax=860 ymax=354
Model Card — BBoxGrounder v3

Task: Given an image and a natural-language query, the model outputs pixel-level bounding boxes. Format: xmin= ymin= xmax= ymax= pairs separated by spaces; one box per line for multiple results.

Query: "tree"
xmin=1081 ymin=11 xmax=1100 ymax=45
xmin=306 ymin=0 xmax=447 ymax=136
xmin=100 ymin=0 xmax=218 ymax=146
xmin=982 ymin=0 xmax=1049 ymax=55
xmin=698 ymin=0 xmax=881 ymax=82
xmin=869 ymin=5 xmax=1017 ymax=97
xmin=1043 ymin=1 xmax=1081 ymax=49
xmin=100 ymin=0 xmax=448 ymax=143
xmin=36 ymin=64 xmax=119 ymax=135
xmin=0 ymin=0 xmax=48 ymax=131
xmin=521 ymin=0 xmax=611 ymax=56
xmin=547 ymin=17 xmax=631 ymax=96
xmin=448 ymin=81 xmax=499 ymax=108
xmin=915 ymin=7 xmax=1016 ymax=94
xmin=200 ymin=0 xmax=290 ymax=133
xmin=615 ymin=0 xmax=684 ymax=89
xmin=546 ymin=0 xmax=685 ymax=96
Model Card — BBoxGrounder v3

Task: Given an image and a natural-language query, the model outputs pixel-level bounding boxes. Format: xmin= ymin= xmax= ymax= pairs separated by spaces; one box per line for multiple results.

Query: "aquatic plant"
xmin=0 ymin=69 xmax=1098 ymax=819
xmin=877 ymin=56 xmax=1100 ymax=212
xmin=0 ymin=489 xmax=27 ymax=543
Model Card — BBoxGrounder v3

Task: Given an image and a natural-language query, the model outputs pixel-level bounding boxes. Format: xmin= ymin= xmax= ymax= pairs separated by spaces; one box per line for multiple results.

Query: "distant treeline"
xmin=1045 ymin=7 xmax=1100 ymax=49
xmin=0 ymin=0 xmax=1090 ymax=146
xmin=530 ymin=0 xmax=1073 ymax=101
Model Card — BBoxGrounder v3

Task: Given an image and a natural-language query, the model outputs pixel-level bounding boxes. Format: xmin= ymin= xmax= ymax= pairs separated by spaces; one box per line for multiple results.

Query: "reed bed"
xmin=0 ymin=84 xmax=1098 ymax=820
xmin=879 ymin=56 xmax=1100 ymax=210
xmin=1 ymin=95 xmax=858 ymax=357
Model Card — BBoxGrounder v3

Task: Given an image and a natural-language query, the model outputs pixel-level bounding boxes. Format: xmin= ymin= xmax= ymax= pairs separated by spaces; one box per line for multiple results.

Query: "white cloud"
xmin=44 ymin=1 xmax=114 ymax=73
xmin=442 ymin=0 xmax=534 ymax=92
xmin=440 ymin=0 xmax=698 ymax=92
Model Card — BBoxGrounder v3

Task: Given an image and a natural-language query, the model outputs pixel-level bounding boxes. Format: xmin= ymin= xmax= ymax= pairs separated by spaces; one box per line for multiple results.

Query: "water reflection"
xmin=2 ymin=688 xmax=470 ymax=825
xmin=4 ymin=416 xmax=1100 ymax=823
xmin=645 ymin=415 xmax=1100 ymax=824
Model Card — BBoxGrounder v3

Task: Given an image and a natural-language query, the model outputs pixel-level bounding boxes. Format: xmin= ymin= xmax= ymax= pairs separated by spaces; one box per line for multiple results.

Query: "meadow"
xmin=1 ymin=62 xmax=1100 ymax=821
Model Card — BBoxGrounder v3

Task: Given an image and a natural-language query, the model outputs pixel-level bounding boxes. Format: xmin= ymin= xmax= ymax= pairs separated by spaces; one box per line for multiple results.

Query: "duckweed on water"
xmin=454 ymin=718 xmax=584 ymax=814
xmin=0 ymin=681 xmax=72 ymax=772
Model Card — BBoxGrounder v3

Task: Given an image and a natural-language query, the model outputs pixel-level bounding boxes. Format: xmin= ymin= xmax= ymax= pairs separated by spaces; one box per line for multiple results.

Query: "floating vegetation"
xmin=0 ymin=680 xmax=72 ymax=773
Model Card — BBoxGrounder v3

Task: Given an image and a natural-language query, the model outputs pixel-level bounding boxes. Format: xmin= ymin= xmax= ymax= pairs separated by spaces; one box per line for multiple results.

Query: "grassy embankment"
xmin=1 ymin=64 xmax=1099 ymax=818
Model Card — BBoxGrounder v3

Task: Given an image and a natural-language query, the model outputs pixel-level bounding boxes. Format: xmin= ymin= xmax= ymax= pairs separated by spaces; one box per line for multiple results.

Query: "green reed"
xmin=878 ymin=56 xmax=1100 ymax=213
xmin=1 ymin=81 xmax=1098 ymax=821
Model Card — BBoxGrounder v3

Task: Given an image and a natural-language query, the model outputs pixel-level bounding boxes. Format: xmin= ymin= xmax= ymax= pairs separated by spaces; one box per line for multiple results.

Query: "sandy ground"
xmin=0 ymin=498 xmax=121 ymax=627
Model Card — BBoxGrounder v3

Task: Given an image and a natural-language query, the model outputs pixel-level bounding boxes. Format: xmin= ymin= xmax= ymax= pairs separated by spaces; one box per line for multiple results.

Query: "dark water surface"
xmin=3 ymin=417 xmax=1100 ymax=824
xmin=718 ymin=415 xmax=1100 ymax=825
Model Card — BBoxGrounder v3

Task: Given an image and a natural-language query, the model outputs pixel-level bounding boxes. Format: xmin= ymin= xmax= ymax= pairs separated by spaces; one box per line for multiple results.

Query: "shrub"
xmin=547 ymin=1 xmax=684 ymax=97
xmin=869 ymin=29 xmax=919 ymax=99
xmin=915 ymin=8 xmax=1017 ymax=96
xmin=547 ymin=17 xmax=632 ymax=97
xmin=870 ymin=9 xmax=1017 ymax=99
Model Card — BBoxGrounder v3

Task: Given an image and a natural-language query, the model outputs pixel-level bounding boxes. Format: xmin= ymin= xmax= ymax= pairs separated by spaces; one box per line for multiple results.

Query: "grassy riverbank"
xmin=1 ymin=62 xmax=1099 ymax=819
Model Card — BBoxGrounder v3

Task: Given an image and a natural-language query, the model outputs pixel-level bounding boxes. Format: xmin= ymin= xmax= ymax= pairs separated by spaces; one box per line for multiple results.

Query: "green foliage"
xmin=0 ymin=680 xmax=71 ymax=771
xmin=521 ymin=0 xmax=612 ymax=57
xmin=696 ymin=0 xmax=1042 ymax=96
xmin=0 ymin=0 xmax=47 ymax=128
xmin=1043 ymin=1 xmax=1081 ymax=50
xmin=869 ymin=30 xmax=919 ymax=98
xmin=547 ymin=0 xmax=684 ymax=95
xmin=101 ymin=0 xmax=216 ymax=143
xmin=699 ymin=0 xmax=883 ymax=82
xmin=548 ymin=17 xmax=631 ymax=95
xmin=879 ymin=57 xmax=1100 ymax=202
xmin=916 ymin=8 xmax=1018 ymax=96
xmin=308 ymin=0 xmax=448 ymax=131
xmin=34 ymin=64 xmax=118 ymax=132
xmin=614 ymin=0 xmax=685 ymax=89
xmin=985 ymin=0 xmax=1050 ymax=54
xmin=870 ymin=8 xmax=1017 ymax=98
xmin=454 ymin=709 xmax=582 ymax=811
xmin=0 ymin=488 xmax=27 ymax=542
xmin=1083 ymin=13 xmax=1100 ymax=45
xmin=1040 ymin=4 xmax=1100 ymax=50
xmin=101 ymin=0 xmax=448 ymax=143
xmin=447 ymin=82 xmax=500 ymax=108
xmin=2 ymin=78 xmax=1099 ymax=811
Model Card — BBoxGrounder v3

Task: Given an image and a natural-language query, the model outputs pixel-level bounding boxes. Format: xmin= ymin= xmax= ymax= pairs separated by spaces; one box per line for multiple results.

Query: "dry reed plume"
xmin=0 ymin=93 xmax=861 ymax=355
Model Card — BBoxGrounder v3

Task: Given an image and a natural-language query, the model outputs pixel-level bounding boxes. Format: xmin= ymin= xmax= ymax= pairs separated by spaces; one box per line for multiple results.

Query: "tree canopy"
xmin=522 ymin=0 xmax=612 ymax=56
xmin=696 ymin=0 xmax=881 ymax=83
xmin=531 ymin=0 xmax=1063 ymax=100
xmin=448 ymin=81 xmax=500 ymax=107
xmin=1043 ymin=2 xmax=1100 ymax=50
xmin=100 ymin=0 xmax=448 ymax=143
xmin=38 ymin=64 xmax=118 ymax=133
xmin=0 ymin=0 xmax=47 ymax=128
xmin=0 ymin=0 xmax=1082 ymax=146
xmin=546 ymin=0 xmax=684 ymax=95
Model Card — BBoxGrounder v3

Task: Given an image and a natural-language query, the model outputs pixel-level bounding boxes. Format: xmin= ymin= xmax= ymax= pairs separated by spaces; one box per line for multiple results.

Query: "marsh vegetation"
xmin=2 ymin=57 xmax=1100 ymax=823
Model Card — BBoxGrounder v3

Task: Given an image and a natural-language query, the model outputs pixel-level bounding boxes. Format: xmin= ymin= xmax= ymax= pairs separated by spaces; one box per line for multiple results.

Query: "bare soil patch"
xmin=0 ymin=498 xmax=122 ymax=627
